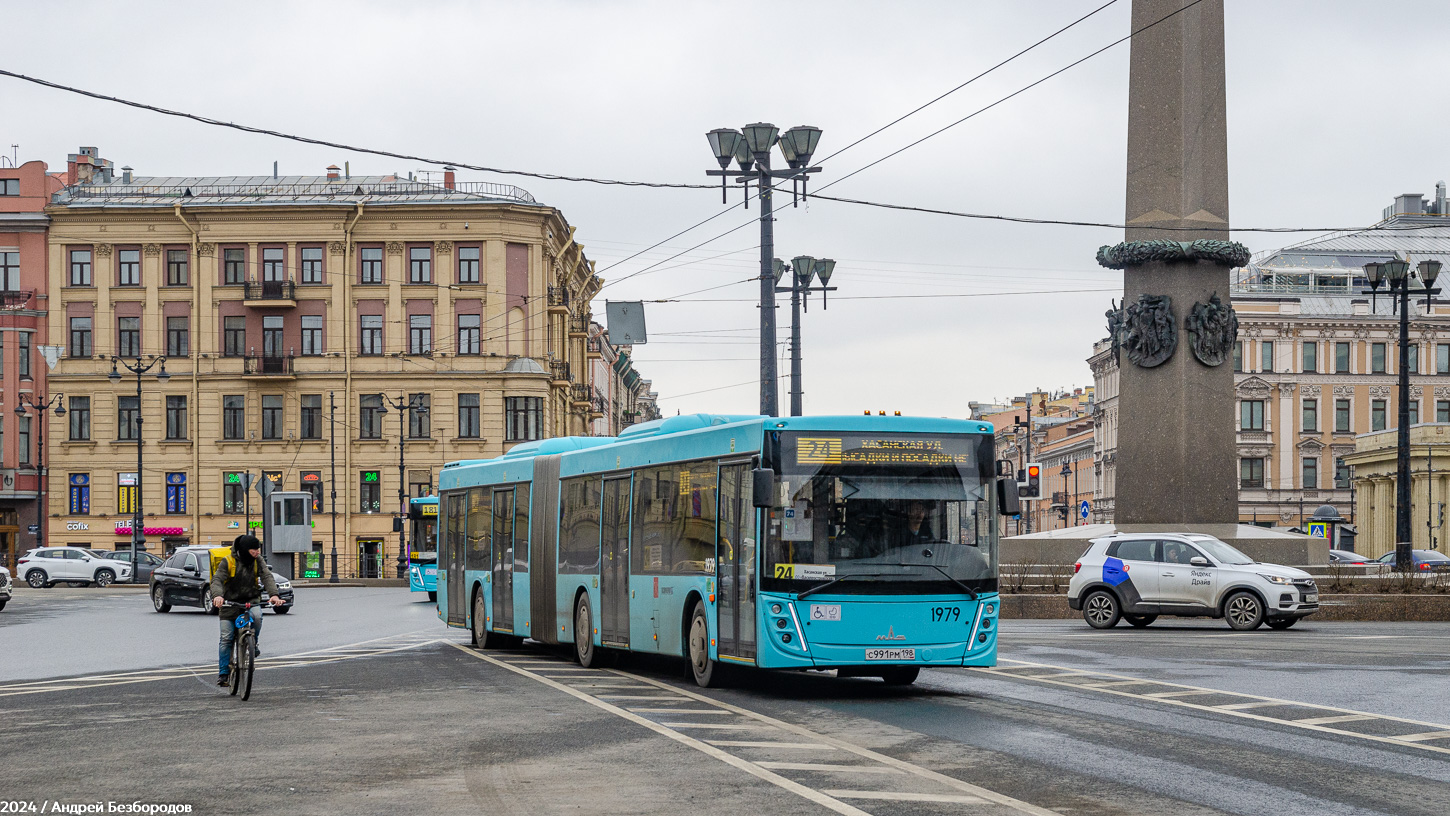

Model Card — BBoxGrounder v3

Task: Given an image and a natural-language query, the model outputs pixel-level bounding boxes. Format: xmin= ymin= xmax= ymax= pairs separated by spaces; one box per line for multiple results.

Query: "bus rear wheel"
xmin=472 ymin=591 xmax=493 ymax=649
xmin=881 ymin=667 xmax=920 ymax=686
xmin=575 ymin=595 xmax=599 ymax=668
xmin=688 ymin=601 xmax=718 ymax=688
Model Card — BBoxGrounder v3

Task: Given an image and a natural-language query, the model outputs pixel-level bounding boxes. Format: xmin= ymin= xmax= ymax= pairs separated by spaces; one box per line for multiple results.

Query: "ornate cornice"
xmin=1411 ymin=385 xmax=1424 ymax=398
xmin=1300 ymin=384 xmax=1320 ymax=396
xmin=328 ymin=241 xmax=346 ymax=255
xmin=143 ymin=244 xmax=162 ymax=257
xmin=1368 ymin=385 xmax=1392 ymax=398
xmin=1096 ymin=239 xmax=1251 ymax=270
xmin=386 ymin=242 xmax=404 ymax=255
xmin=198 ymin=243 xmax=215 ymax=256
xmin=94 ymin=244 xmax=112 ymax=258
xmin=434 ymin=240 xmax=453 ymax=255
xmin=1236 ymin=376 xmax=1272 ymax=399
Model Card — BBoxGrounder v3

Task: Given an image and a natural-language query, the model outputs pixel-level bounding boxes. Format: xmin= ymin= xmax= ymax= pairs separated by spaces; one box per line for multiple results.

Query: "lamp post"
xmin=1362 ymin=258 xmax=1441 ymax=571
xmin=109 ymin=355 xmax=169 ymax=581
xmin=381 ymin=393 xmax=427 ymax=579
xmin=773 ymin=256 xmax=838 ymax=416
xmin=1061 ymin=460 xmax=1076 ymax=528
xmin=706 ymin=124 xmax=824 ymax=417
xmin=14 ymin=393 xmax=65 ymax=549
xmin=329 ymin=391 xmax=339 ymax=584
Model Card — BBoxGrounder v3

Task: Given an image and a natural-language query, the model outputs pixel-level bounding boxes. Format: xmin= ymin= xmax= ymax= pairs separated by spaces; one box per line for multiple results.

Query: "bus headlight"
xmin=985 ymin=603 xmax=996 ymax=615
xmin=770 ymin=603 xmax=782 ymax=615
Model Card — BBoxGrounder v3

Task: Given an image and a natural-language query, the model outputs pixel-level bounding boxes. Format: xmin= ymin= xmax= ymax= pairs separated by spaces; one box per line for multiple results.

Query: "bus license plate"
xmin=1304 ymin=593 xmax=1318 ymax=603
xmin=865 ymin=648 xmax=915 ymax=661
xmin=809 ymin=604 xmax=841 ymax=621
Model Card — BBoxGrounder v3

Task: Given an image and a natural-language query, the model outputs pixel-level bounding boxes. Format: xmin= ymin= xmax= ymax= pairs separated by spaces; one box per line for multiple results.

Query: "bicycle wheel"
xmin=238 ymin=629 xmax=256 ymax=701
xmin=228 ymin=636 xmax=241 ymax=697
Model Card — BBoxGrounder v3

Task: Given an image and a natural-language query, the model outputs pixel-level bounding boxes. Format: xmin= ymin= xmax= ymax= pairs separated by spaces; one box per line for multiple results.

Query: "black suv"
xmin=149 ymin=546 xmax=294 ymax=614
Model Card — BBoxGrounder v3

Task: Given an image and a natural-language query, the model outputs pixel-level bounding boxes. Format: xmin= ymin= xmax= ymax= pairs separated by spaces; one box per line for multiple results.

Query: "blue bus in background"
xmin=408 ymin=496 xmax=439 ymax=601
xmin=436 ymin=413 xmax=1017 ymax=687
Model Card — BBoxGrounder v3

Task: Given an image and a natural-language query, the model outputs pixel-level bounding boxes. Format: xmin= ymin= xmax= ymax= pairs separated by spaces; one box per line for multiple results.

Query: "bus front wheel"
xmin=688 ymin=601 xmax=718 ymax=688
xmin=575 ymin=595 xmax=599 ymax=668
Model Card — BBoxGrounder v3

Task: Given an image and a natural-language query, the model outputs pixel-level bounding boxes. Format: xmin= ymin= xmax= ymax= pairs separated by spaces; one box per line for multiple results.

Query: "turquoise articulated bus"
xmin=435 ymin=413 xmax=1018 ymax=687
xmin=408 ymin=496 xmax=439 ymax=601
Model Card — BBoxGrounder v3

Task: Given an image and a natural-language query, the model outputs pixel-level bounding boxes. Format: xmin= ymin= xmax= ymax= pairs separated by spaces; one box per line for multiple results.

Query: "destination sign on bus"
xmin=792 ymin=435 xmax=975 ymax=467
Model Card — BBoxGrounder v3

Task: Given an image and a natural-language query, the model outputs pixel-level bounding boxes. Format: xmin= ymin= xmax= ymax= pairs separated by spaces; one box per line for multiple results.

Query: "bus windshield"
xmin=410 ymin=504 xmax=439 ymax=564
xmin=764 ymin=432 xmax=998 ymax=595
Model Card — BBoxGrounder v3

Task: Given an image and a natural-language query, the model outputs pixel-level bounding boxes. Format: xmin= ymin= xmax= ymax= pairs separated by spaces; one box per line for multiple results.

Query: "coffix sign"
xmin=66 ymin=521 xmax=89 ymax=531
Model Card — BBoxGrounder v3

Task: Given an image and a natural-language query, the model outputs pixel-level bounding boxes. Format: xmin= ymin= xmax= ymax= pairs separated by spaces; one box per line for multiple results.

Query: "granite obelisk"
xmin=1101 ymin=0 xmax=1249 ymax=526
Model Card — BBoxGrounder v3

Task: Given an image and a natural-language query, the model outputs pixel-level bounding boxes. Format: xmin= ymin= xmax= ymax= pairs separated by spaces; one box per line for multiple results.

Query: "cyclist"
xmin=213 ymin=534 xmax=283 ymax=686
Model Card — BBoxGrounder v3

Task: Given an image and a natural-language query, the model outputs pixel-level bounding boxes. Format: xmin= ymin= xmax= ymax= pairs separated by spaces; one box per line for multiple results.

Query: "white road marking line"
xmin=1216 ymin=701 xmax=1284 ymax=711
xmin=1144 ymin=690 xmax=1220 ymax=698
xmin=615 ymin=669 xmax=1062 ymax=816
xmin=825 ymin=790 xmax=985 ymax=804
xmin=756 ymin=762 xmax=904 ymax=775
xmin=594 ymin=694 xmax=695 ymax=701
xmin=449 ymin=643 xmax=875 ymax=816
xmin=709 ymin=741 xmax=838 ymax=750
xmin=630 ymin=708 xmax=736 ymax=715
xmin=660 ymin=722 xmax=765 ymax=730
xmin=1392 ymin=730 xmax=1450 ymax=742
xmin=1077 ymin=679 xmax=1158 ymax=688
xmin=1293 ymin=714 xmax=1376 ymax=725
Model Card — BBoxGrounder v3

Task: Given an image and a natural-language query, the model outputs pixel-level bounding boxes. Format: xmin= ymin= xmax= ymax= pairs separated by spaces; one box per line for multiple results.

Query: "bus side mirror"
xmin=996 ymin=459 xmax=1015 ymax=478
xmin=997 ymin=477 xmax=1021 ymax=516
xmin=752 ymin=468 xmax=775 ymax=508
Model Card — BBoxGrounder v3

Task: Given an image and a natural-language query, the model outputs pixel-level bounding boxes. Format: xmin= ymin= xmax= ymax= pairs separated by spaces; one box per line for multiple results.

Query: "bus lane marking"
xmin=973 ymin=659 xmax=1450 ymax=756
xmin=448 ymin=642 xmax=875 ymax=816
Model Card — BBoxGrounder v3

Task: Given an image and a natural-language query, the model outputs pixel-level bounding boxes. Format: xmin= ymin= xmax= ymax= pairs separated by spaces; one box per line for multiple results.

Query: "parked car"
xmin=149 ymin=545 xmax=293 ymax=614
xmin=15 ymin=547 xmax=133 ymax=588
xmin=103 ymin=550 xmax=165 ymax=582
xmin=1374 ymin=549 xmax=1450 ymax=572
xmin=0 ymin=566 xmax=11 ymax=610
xmin=1329 ymin=549 xmax=1377 ymax=564
xmin=1067 ymin=533 xmax=1318 ymax=631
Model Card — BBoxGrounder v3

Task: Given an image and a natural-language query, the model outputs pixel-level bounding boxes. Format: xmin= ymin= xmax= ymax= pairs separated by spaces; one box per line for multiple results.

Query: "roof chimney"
xmin=273 ymin=161 xmax=279 ymax=179
xmin=444 ymin=166 xmax=456 ymax=190
xmin=121 ymin=166 xmax=133 ymax=184
xmin=326 ymin=165 xmax=340 ymax=181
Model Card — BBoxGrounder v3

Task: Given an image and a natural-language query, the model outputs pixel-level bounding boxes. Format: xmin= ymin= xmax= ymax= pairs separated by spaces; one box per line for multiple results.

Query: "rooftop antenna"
xmin=273 ymin=161 xmax=278 ymax=179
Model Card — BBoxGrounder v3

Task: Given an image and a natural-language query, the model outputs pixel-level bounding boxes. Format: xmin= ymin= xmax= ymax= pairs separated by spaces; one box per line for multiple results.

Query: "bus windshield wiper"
xmin=900 ymin=562 xmax=979 ymax=601
xmin=797 ymin=572 xmax=887 ymax=600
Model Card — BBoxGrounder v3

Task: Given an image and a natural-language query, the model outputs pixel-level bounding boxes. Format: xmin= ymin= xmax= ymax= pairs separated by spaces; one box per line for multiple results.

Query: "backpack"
xmin=209 ymin=547 xmax=262 ymax=587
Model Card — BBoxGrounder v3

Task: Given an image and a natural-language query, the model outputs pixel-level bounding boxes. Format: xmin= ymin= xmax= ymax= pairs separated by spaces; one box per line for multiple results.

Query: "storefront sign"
xmin=66 ymin=521 xmax=89 ymax=531
xmin=114 ymin=520 xmax=187 ymax=536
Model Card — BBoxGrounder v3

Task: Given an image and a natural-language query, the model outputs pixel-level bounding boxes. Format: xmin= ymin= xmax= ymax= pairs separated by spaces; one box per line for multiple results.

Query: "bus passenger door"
xmin=445 ymin=493 xmax=467 ymax=627
xmin=492 ymin=488 xmax=515 ymax=633
xmin=717 ymin=463 xmax=756 ymax=661
xmin=600 ymin=476 xmax=631 ymax=646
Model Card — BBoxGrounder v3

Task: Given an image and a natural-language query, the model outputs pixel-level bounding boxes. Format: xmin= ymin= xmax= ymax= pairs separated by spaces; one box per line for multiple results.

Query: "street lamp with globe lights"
xmin=773 ymin=256 xmax=838 ymax=416
xmin=706 ymin=123 xmax=824 ymax=417
xmin=109 ymin=355 xmax=169 ymax=579
xmin=13 ymin=393 xmax=65 ymax=550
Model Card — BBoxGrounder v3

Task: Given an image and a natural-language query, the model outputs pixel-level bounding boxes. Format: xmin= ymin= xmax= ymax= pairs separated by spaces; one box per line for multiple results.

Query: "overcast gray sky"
xmin=5 ymin=1 xmax=1448 ymax=417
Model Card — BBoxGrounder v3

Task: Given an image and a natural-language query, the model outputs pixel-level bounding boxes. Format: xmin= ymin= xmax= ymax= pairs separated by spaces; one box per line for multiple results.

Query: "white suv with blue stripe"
xmin=1067 ymin=533 xmax=1319 ymax=631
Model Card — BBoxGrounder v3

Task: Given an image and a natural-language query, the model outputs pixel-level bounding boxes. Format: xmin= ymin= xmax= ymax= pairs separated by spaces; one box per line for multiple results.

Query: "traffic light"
xmin=1021 ymin=463 xmax=1042 ymax=499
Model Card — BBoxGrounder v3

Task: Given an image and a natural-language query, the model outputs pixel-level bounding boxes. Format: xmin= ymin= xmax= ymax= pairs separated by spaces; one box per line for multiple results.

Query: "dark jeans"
xmin=218 ymin=609 xmax=263 ymax=677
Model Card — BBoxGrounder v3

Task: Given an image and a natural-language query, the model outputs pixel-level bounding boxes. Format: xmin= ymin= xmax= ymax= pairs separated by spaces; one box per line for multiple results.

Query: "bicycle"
xmin=223 ymin=601 xmax=263 ymax=700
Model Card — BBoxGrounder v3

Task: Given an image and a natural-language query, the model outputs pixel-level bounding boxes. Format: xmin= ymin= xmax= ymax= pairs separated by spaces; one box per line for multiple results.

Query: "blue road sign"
xmin=1079 ymin=500 xmax=1091 ymax=520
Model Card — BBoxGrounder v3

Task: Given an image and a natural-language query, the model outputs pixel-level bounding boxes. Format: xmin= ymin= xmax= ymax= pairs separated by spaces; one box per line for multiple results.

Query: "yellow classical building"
xmin=40 ymin=168 xmax=603 ymax=574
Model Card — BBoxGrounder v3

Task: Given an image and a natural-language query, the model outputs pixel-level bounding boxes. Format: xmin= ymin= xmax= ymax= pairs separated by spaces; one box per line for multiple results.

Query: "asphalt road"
xmin=1 ymin=590 xmax=1447 ymax=815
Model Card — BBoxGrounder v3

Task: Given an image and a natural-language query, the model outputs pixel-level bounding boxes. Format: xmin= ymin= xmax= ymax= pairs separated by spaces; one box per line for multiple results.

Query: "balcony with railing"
xmin=243 ymin=280 xmax=297 ymax=306
xmin=586 ymin=336 xmax=604 ymax=356
xmin=549 ymin=360 xmax=571 ymax=384
xmin=244 ymin=354 xmax=296 ymax=376
xmin=569 ymin=316 xmax=589 ymax=336
xmin=1 ymin=289 xmax=35 ymax=310
xmin=590 ymin=391 xmax=608 ymax=417
xmin=570 ymin=382 xmax=592 ymax=406
xmin=547 ymin=286 xmax=570 ymax=313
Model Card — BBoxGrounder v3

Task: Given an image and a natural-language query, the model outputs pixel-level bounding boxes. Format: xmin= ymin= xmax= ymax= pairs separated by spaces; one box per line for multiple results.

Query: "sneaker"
xmin=217 ymin=675 xmax=230 ymax=687
xmin=254 ymin=647 xmax=261 ymax=656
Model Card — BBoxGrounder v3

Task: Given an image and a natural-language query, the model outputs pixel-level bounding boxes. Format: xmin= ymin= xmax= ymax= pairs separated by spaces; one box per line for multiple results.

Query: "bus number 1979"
xmin=931 ymin=606 xmax=961 ymax=622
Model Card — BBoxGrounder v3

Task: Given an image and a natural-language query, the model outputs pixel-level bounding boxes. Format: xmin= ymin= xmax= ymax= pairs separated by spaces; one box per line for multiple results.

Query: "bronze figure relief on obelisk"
xmin=1099 ymin=0 xmax=1250 ymax=526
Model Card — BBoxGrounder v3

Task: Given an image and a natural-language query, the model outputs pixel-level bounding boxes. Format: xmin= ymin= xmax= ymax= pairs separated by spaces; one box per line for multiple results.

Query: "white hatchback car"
xmin=1067 ymin=533 xmax=1319 ymax=631
xmin=16 ymin=547 xmax=133 ymax=588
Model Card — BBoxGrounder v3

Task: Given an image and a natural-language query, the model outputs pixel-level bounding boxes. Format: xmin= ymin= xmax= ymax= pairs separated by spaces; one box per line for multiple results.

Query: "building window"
xmin=0 ymin=251 xmax=16 ymax=291
xmin=1302 ymin=399 xmax=1318 ymax=432
xmin=0 ymin=178 xmax=18 ymax=196
xmin=224 ymin=316 xmax=246 ymax=357
xmin=17 ymin=416 xmax=30 ymax=465
xmin=458 ymin=245 xmax=480 ymax=284
xmin=301 ymin=471 xmax=324 ymax=512
xmin=165 ymin=472 xmax=187 ymax=514
xmin=69 ymin=249 xmax=92 ymax=286
xmin=262 ymin=395 xmax=283 ymax=439
xmin=408 ymin=394 xmax=431 ymax=439
xmin=117 ymin=472 xmax=138 ymax=514
xmin=1440 ymin=343 xmax=1450 ymax=375
xmin=458 ymin=393 xmax=480 ymax=438
xmin=224 ymin=248 xmax=245 ymax=284
xmin=458 ymin=314 xmax=480 ymax=355
xmin=1337 ymin=341 xmax=1351 ymax=373
xmin=118 ymin=248 xmax=141 ymax=286
xmin=1233 ymin=341 xmax=1243 ymax=373
xmin=300 ymin=394 xmax=322 ymax=440
xmin=69 ymin=396 xmax=90 ymax=441
xmin=18 ymin=331 xmax=30 ymax=379
xmin=261 ymin=247 xmax=285 ymax=282
xmin=69 ymin=473 xmax=90 ymax=515
xmin=1409 ymin=345 xmax=1420 ymax=375
xmin=1410 ymin=400 xmax=1420 ymax=427
xmin=1336 ymin=399 xmax=1351 ymax=433
xmin=360 ymin=246 xmax=383 ymax=284
xmin=165 ymin=395 xmax=187 ymax=440
xmin=1260 ymin=341 xmax=1274 ymax=373
xmin=360 ymin=471 xmax=382 ymax=513
xmin=69 ymin=317 xmax=92 ymax=357
xmin=166 ymin=250 xmax=189 ymax=286
xmin=408 ymin=314 xmax=432 ymax=354
xmin=262 ymin=315 xmax=284 ymax=359
xmin=166 ymin=316 xmax=189 ymax=357
xmin=1240 ymin=458 xmax=1264 ymax=489
xmin=359 ymin=315 xmax=383 ymax=356
xmin=505 ymin=396 xmax=543 ymax=442
xmin=409 ymin=246 xmax=432 ymax=284
xmin=1302 ymin=341 xmax=1317 ymax=373
xmin=359 ymin=394 xmax=384 ymax=439
xmin=223 ymin=395 xmax=245 ymax=440
xmin=1372 ymin=342 xmax=1386 ymax=374
xmin=300 ymin=246 xmax=324 ymax=284
xmin=1372 ymin=399 xmax=1387 ymax=431
xmin=1240 ymin=399 xmax=1265 ymax=432
xmin=1335 ymin=458 xmax=1352 ymax=489
xmin=1302 ymin=457 xmax=1318 ymax=490
xmin=1440 ymin=400 xmax=1450 ymax=424
xmin=118 ymin=396 xmax=140 ymax=441
xmin=223 ymin=472 xmax=246 ymax=514
xmin=117 ymin=316 xmax=140 ymax=357
xmin=301 ymin=315 xmax=323 ymax=355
